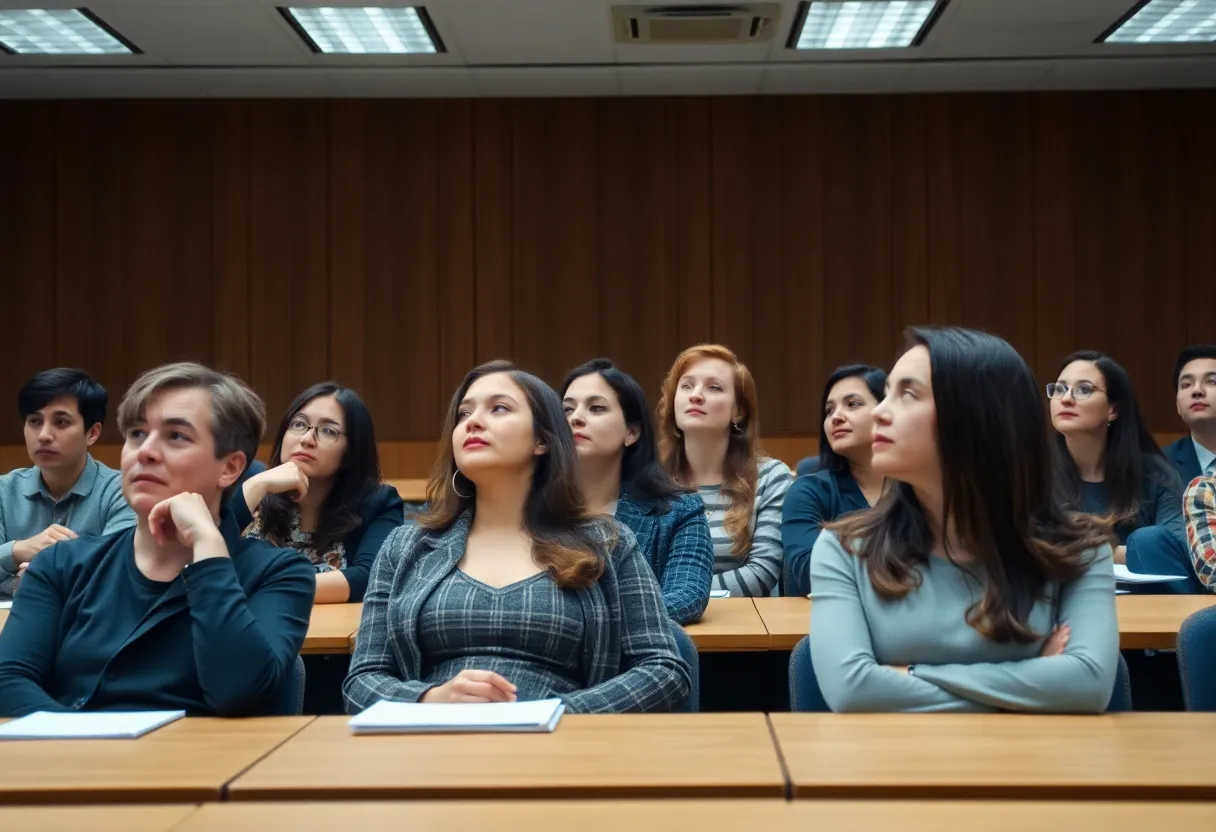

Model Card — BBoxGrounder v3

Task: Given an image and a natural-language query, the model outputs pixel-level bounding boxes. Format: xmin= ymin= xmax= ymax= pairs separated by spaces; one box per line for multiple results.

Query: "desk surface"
xmin=1114 ymin=595 xmax=1216 ymax=649
xmin=0 ymin=716 xmax=313 ymax=805
xmin=303 ymin=604 xmax=364 ymax=655
xmin=0 ymin=608 xmax=8 ymax=635
xmin=756 ymin=595 xmax=1216 ymax=651
xmin=175 ymin=800 xmax=1216 ymax=832
xmin=228 ymin=713 xmax=784 ymax=800
xmin=0 ymin=805 xmax=197 ymax=832
xmin=771 ymin=712 xmax=1216 ymax=800
xmin=385 ymin=478 xmax=428 ymax=502
xmin=682 ymin=598 xmax=769 ymax=652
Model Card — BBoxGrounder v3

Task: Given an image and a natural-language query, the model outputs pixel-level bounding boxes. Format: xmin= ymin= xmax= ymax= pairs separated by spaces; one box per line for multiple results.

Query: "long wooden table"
xmin=303 ymin=604 xmax=364 ymax=655
xmin=0 ymin=717 xmax=313 ymax=805
xmin=0 ymin=805 xmax=197 ymax=831
xmin=228 ymin=713 xmax=785 ymax=800
xmin=677 ymin=597 xmax=769 ymax=652
xmin=171 ymin=800 xmax=1216 ymax=832
xmin=771 ymin=712 xmax=1216 ymax=800
xmin=754 ymin=595 xmax=1216 ymax=651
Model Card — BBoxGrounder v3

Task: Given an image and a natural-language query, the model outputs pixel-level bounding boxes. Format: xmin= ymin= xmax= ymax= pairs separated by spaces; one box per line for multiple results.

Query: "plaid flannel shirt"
xmin=1184 ymin=477 xmax=1216 ymax=592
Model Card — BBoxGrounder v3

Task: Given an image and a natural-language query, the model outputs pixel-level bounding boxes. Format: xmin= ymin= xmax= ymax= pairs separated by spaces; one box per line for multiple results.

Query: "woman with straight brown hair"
xmin=811 ymin=327 xmax=1118 ymax=713
xmin=658 ymin=344 xmax=791 ymax=597
xmin=343 ymin=360 xmax=689 ymax=713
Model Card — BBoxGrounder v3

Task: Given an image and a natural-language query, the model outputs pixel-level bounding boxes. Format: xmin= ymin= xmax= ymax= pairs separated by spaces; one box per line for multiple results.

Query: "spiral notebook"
xmin=349 ymin=698 xmax=566 ymax=734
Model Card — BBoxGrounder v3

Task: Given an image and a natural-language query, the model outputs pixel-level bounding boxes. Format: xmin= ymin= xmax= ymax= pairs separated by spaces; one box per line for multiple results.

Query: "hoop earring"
xmin=451 ymin=470 xmax=472 ymax=499
xmin=732 ymin=421 xmax=744 ymax=434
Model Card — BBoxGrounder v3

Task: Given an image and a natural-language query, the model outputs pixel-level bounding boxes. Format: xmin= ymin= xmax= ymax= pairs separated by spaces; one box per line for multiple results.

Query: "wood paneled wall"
xmin=1 ymin=91 xmax=1211 ymax=448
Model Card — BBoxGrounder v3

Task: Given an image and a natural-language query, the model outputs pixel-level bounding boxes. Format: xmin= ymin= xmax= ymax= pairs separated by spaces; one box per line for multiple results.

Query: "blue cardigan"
xmin=615 ymin=491 xmax=713 ymax=625
xmin=0 ymin=510 xmax=315 ymax=718
xmin=233 ymin=481 xmax=405 ymax=603
xmin=782 ymin=467 xmax=871 ymax=598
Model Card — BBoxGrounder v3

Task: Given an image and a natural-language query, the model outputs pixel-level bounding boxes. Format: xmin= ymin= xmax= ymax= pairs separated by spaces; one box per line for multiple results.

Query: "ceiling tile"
xmin=1040 ymin=57 xmax=1216 ymax=90
xmin=761 ymin=62 xmax=908 ymax=94
xmin=326 ymin=67 xmax=478 ymax=97
xmin=901 ymin=60 xmax=1053 ymax=91
xmin=56 ymin=68 xmax=204 ymax=97
xmin=192 ymin=68 xmax=332 ymax=97
xmin=618 ymin=64 xmax=762 ymax=95
xmin=474 ymin=66 xmax=619 ymax=96
xmin=442 ymin=0 xmax=613 ymax=65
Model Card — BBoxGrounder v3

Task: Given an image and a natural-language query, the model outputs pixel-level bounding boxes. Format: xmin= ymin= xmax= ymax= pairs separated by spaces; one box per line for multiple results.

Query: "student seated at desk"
xmin=657 ymin=344 xmax=791 ymax=597
xmin=236 ymin=383 xmax=403 ymax=604
xmin=343 ymin=361 xmax=689 ymax=714
xmin=783 ymin=364 xmax=887 ymax=598
xmin=811 ymin=327 xmax=1119 ymax=713
xmin=1049 ymin=351 xmax=1195 ymax=592
xmin=0 ymin=363 xmax=315 ymax=718
xmin=562 ymin=359 xmax=713 ymax=625
xmin=1164 ymin=344 xmax=1216 ymax=485
xmin=0 ymin=369 xmax=135 ymax=599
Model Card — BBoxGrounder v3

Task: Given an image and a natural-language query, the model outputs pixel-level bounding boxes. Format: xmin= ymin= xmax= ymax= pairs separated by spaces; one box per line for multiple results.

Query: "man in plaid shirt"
xmin=1184 ymin=477 xmax=1216 ymax=593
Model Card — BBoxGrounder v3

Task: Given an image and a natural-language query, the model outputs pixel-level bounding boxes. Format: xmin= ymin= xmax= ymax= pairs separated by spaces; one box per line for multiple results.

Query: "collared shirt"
xmin=0 ymin=456 xmax=136 ymax=598
xmin=1193 ymin=438 xmax=1216 ymax=478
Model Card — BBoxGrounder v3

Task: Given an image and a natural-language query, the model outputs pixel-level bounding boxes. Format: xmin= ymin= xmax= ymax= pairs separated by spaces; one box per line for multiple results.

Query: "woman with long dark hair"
xmin=811 ymin=327 xmax=1118 ymax=713
xmin=238 ymin=382 xmax=403 ymax=603
xmin=1049 ymin=351 xmax=1196 ymax=590
xmin=658 ymin=344 xmax=791 ymax=597
xmin=562 ymin=359 xmax=713 ymax=624
xmin=783 ymin=363 xmax=887 ymax=598
xmin=343 ymin=361 xmax=688 ymax=713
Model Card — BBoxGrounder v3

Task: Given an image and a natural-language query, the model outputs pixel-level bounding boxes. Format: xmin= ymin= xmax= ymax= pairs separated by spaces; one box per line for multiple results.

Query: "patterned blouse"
xmin=244 ymin=510 xmax=346 ymax=573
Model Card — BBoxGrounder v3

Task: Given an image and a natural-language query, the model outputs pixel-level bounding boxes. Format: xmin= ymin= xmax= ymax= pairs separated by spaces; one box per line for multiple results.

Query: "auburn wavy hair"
xmin=658 ymin=344 xmax=761 ymax=557
xmin=415 ymin=360 xmax=609 ymax=589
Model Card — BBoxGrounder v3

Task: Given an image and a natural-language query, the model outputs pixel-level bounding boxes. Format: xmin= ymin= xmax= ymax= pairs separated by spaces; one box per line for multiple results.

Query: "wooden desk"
xmin=1115 ymin=595 xmax=1216 ymax=649
xmin=752 ymin=597 xmax=809 ymax=650
xmin=303 ymin=604 xmax=363 ymax=655
xmin=0 ymin=608 xmax=9 ymax=636
xmin=0 ymin=717 xmax=313 ymax=805
xmin=771 ymin=712 xmax=1216 ymax=800
xmin=0 ymin=805 xmax=197 ymax=832
xmin=757 ymin=595 xmax=1216 ymax=651
xmin=683 ymin=598 xmax=770 ymax=652
xmin=385 ymin=478 xmax=428 ymax=502
xmin=172 ymin=800 xmax=1216 ymax=832
xmin=229 ymin=713 xmax=785 ymax=800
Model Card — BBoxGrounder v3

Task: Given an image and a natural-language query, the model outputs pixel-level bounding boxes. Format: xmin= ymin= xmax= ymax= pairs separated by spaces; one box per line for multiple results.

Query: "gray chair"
xmin=670 ymin=622 xmax=700 ymax=713
xmin=275 ymin=654 xmax=307 ymax=716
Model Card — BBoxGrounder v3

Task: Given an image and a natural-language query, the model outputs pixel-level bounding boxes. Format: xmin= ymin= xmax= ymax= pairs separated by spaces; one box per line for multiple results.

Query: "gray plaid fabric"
xmin=343 ymin=512 xmax=690 ymax=714
xmin=417 ymin=570 xmax=584 ymax=701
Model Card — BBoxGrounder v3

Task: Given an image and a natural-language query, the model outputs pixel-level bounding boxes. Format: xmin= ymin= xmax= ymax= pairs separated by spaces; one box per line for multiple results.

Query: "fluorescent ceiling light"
xmin=1103 ymin=0 xmax=1216 ymax=43
xmin=0 ymin=8 xmax=135 ymax=55
xmin=283 ymin=6 xmax=443 ymax=54
xmin=790 ymin=0 xmax=941 ymax=49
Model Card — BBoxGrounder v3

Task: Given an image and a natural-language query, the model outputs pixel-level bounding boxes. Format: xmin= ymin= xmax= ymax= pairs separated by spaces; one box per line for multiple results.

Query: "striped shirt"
xmin=699 ymin=457 xmax=792 ymax=597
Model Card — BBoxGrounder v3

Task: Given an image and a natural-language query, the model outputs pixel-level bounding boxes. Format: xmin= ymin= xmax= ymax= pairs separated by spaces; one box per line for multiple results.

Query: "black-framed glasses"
xmin=287 ymin=417 xmax=345 ymax=445
xmin=1046 ymin=382 xmax=1105 ymax=402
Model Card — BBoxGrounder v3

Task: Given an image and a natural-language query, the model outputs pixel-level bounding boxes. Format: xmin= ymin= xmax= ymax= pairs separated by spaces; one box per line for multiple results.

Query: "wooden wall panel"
xmin=511 ymin=99 xmax=602 ymax=387
xmin=0 ymin=88 xmax=1211 ymax=454
xmin=0 ymin=102 xmax=58 ymax=444
xmin=246 ymin=102 xmax=330 ymax=428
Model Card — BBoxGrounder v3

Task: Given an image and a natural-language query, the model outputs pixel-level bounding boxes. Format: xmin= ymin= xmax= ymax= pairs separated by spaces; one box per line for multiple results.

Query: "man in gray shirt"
xmin=0 ymin=369 xmax=135 ymax=598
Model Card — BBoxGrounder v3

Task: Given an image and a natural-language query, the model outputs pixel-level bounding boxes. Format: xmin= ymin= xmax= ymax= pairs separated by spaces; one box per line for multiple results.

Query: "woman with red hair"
xmin=658 ymin=345 xmax=791 ymax=597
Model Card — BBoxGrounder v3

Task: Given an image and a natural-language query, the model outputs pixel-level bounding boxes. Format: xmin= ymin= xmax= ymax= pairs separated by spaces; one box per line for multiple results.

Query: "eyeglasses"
xmin=287 ymin=417 xmax=345 ymax=445
xmin=1045 ymin=382 xmax=1106 ymax=402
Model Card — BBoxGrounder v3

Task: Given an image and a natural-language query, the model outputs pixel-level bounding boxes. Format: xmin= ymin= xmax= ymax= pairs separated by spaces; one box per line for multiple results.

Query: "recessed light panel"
xmin=0 ymin=8 xmax=134 ymax=55
xmin=283 ymin=6 xmax=442 ymax=54
xmin=1104 ymin=0 xmax=1216 ymax=43
xmin=790 ymin=1 xmax=941 ymax=50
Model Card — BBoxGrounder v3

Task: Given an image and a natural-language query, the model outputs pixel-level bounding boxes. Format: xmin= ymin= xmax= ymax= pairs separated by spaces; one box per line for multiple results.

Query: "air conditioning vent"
xmin=612 ymin=4 xmax=782 ymax=44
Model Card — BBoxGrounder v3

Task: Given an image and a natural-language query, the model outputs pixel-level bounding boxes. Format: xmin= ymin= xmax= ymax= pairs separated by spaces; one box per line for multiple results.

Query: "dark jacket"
xmin=0 ymin=510 xmax=315 ymax=718
xmin=1164 ymin=436 xmax=1204 ymax=487
xmin=782 ymin=467 xmax=871 ymax=598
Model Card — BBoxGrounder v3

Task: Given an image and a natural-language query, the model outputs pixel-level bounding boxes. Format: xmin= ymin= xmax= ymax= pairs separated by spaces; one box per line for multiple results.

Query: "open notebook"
xmin=349 ymin=698 xmax=566 ymax=735
xmin=0 ymin=710 xmax=185 ymax=740
xmin=1113 ymin=564 xmax=1190 ymax=585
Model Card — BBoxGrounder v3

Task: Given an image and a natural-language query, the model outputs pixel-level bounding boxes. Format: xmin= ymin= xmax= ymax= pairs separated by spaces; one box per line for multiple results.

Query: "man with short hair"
xmin=1165 ymin=344 xmax=1216 ymax=486
xmin=0 ymin=369 xmax=134 ymax=598
xmin=0 ymin=362 xmax=314 ymax=717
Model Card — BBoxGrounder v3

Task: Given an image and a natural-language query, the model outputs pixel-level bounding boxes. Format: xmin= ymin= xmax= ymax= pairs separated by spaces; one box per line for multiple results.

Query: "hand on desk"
xmin=421 ymin=670 xmax=518 ymax=704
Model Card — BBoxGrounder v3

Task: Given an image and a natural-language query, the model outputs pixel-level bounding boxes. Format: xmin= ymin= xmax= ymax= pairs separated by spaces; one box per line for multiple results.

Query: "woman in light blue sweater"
xmin=811 ymin=326 xmax=1119 ymax=713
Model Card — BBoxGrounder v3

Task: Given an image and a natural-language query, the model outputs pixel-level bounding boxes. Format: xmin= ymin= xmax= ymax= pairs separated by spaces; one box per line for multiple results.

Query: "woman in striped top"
xmin=657 ymin=345 xmax=792 ymax=597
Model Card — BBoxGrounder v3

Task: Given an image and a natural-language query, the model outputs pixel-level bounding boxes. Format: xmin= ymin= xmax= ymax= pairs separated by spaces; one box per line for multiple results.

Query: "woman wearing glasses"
xmin=1048 ymin=352 xmax=1192 ymax=587
xmin=237 ymin=383 xmax=404 ymax=603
